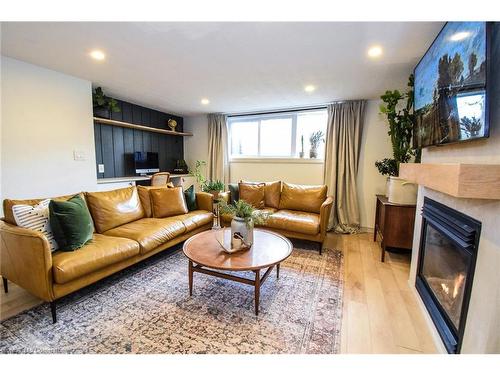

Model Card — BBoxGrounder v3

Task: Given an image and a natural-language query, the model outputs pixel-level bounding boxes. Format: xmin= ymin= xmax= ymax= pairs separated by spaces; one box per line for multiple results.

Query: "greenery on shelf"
xmin=376 ymin=74 xmax=421 ymax=177
xmin=219 ymin=200 xmax=269 ymax=227
xmin=92 ymin=87 xmax=121 ymax=114
xmin=202 ymin=180 xmax=224 ymax=193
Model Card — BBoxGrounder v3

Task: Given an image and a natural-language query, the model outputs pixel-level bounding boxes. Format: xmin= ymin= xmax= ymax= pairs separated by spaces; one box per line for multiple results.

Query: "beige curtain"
xmin=207 ymin=113 xmax=230 ymax=186
xmin=323 ymin=100 xmax=366 ymax=233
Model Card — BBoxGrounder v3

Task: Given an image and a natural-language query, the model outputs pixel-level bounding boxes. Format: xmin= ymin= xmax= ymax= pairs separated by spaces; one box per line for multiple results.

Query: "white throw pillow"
xmin=12 ymin=199 xmax=58 ymax=252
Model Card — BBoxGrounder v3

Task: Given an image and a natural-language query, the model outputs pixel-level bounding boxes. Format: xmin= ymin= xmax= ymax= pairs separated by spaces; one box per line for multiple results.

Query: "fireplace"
xmin=416 ymin=197 xmax=481 ymax=354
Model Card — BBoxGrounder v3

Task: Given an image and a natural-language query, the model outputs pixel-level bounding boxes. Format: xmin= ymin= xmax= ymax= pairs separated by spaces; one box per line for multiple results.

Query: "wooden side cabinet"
xmin=373 ymin=195 xmax=416 ymax=262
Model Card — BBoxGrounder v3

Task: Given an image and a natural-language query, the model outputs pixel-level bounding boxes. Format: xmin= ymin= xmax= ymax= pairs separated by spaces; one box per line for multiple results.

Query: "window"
xmin=228 ymin=109 xmax=327 ymax=159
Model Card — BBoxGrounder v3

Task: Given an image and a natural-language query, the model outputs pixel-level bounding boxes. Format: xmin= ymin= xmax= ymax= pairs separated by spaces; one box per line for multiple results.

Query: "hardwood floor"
xmin=0 ymin=232 xmax=438 ymax=354
xmin=325 ymin=232 xmax=438 ymax=354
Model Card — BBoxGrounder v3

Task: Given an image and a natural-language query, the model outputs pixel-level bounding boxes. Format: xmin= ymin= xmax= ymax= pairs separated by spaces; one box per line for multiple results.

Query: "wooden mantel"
xmin=399 ymin=163 xmax=500 ymax=200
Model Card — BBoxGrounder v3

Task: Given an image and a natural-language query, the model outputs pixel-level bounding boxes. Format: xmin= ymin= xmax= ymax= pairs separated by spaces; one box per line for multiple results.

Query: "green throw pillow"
xmin=184 ymin=185 xmax=197 ymax=211
xmin=228 ymin=183 xmax=239 ymax=204
xmin=49 ymin=195 xmax=93 ymax=251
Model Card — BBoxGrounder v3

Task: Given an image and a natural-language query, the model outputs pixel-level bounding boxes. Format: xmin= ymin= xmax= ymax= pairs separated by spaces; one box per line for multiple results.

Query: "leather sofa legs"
xmin=50 ymin=301 xmax=57 ymax=324
xmin=2 ymin=277 xmax=7 ymax=293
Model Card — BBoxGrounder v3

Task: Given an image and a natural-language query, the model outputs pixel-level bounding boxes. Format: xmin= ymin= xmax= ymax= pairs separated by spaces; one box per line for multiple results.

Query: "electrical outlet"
xmin=73 ymin=150 xmax=87 ymax=161
xmin=98 ymin=164 xmax=105 ymax=173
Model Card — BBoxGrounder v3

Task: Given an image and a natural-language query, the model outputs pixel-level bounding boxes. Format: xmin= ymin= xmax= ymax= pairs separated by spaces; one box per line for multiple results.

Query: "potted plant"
xmin=309 ymin=131 xmax=324 ymax=158
xmin=299 ymin=135 xmax=305 ymax=158
xmin=92 ymin=87 xmax=121 ymax=119
xmin=202 ymin=180 xmax=224 ymax=199
xmin=376 ymin=74 xmax=421 ymax=203
xmin=219 ymin=200 xmax=269 ymax=247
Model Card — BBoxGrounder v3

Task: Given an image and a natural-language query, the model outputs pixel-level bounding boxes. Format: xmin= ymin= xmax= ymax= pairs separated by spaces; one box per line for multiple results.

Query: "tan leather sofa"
xmin=0 ymin=186 xmax=213 ymax=323
xmin=221 ymin=182 xmax=333 ymax=253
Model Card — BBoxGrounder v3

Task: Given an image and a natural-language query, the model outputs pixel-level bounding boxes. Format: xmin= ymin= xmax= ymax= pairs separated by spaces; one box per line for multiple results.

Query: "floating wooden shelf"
xmin=94 ymin=117 xmax=193 ymax=137
xmin=399 ymin=163 xmax=500 ymax=200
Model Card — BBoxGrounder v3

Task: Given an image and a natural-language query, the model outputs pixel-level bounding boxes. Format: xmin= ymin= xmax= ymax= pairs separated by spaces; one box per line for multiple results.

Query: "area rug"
xmin=0 ymin=241 xmax=343 ymax=354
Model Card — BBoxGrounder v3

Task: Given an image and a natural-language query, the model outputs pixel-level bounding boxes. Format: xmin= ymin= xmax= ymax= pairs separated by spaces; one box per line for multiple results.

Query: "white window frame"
xmin=228 ymin=109 xmax=326 ymax=162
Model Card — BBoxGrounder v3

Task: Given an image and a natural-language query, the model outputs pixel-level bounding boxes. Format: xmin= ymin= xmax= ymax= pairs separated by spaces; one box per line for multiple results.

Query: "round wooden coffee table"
xmin=182 ymin=228 xmax=293 ymax=315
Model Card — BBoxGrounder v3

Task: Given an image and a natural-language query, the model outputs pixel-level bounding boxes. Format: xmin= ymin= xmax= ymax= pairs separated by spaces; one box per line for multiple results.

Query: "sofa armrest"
xmin=195 ymin=192 xmax=214 ymax=212
xmin=319 ymin=196 xmax=334 ymax=238
xmin=0 ymin=220 xmax=54 ymax=301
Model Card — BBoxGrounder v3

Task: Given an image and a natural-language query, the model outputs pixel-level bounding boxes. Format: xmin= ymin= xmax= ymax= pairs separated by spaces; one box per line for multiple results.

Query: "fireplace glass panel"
xmin=422 ymin=224 xmax=471 ymax=330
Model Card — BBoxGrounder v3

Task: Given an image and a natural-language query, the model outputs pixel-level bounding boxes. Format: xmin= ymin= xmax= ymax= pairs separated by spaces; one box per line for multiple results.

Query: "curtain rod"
xmin=225 ymin=102 xmax=339 ymax=118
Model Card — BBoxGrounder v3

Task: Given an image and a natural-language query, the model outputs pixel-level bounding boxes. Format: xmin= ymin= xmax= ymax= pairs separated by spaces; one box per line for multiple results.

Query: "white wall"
xmin=184 ymin=100 xmax=391 ymax=229
xmin=357 ymin=100 xmax=393 ymax=229
xmin=1 ymin=57 xmax=129 ymax=215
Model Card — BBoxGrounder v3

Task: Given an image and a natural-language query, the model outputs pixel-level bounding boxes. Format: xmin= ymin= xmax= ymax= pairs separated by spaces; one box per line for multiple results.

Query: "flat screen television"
xmin=134 ymin=151 xmax=159 ymax=174
xmin=414 ymin=22 xmax=490 ymax=148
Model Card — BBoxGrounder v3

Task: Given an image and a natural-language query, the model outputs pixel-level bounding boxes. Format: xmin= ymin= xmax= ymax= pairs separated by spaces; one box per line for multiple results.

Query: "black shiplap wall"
xmin=94 ymin=99 xmax=184 ymax=178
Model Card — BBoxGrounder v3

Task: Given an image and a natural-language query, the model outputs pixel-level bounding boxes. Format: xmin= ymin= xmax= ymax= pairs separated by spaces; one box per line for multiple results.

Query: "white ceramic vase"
xmin=231 ymin=216 xmax=254 ymax=247
xmin=387 ymin=176 xmax=417 ymax=205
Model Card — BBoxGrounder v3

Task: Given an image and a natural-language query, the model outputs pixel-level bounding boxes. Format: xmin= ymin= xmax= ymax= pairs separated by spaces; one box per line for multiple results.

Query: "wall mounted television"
xmin=414 ymin=22 xmax=490 ymax=148
xmin=134 ymin=151 xmax=160 ymax=175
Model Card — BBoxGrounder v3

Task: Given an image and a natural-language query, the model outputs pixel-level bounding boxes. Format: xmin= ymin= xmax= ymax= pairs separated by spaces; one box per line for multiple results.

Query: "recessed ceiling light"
xmin=201 ymin=98 xmax=210 ymax=105
xmin=304 ymin=85 xmax=316 ymax=93
xmin=450 ymin=31 xmax=471 ymax=42
xmin=89 ymin=50 xmax=105 ymax=61
xmin=367 ymin=46 xmax=383 ymax=58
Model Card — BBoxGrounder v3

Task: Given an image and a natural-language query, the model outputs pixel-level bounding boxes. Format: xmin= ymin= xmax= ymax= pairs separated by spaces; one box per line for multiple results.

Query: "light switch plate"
xmin=73 ymin=150 xmax=87 ymax=161
xmin=98 ymin=164 xmax=105 ymax=173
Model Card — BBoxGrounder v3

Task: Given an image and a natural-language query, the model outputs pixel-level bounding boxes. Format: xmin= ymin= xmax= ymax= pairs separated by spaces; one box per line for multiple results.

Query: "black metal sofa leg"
xmin=2 ymin=277 xmax=7 ymax=293
xmin=50 ymin=301 xmax=57 ymax=324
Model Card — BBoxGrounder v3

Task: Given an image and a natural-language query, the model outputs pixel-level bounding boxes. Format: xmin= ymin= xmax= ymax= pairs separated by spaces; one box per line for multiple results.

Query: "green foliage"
xmin=460 ymin=116 xmax=482 ymax=137
xmin=202 ymin=180 xmax=224 ymax=193
xmin=309 ymin=130 xmax=325 ymax=150
xmin=219 ymin=200 xmax=269 ymax=227
xmin=92 ymin=87 xmax=121 ymax=113
xmin=189 ymin=160 xmax=207 ymax=185
xmin=375 ymin=158 xmax=398 ymax=177
xmin=377 ymin=74 xmax=420 ymax=175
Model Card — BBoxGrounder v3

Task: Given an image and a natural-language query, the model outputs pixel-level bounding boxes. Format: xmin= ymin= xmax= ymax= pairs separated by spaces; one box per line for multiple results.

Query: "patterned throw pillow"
xmin=12 ymin=199 xmax=58 ymax=251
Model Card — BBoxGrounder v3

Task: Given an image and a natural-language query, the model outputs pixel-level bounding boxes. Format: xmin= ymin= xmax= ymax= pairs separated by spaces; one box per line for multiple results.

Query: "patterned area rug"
xmin=0 ymin=241 xmax=343 ymax=354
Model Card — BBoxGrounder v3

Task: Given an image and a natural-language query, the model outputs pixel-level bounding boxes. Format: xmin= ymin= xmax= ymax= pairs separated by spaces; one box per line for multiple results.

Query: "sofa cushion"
xmin=241 ymin=180 xmax=281 ymax=209
xmin=86 ymin=187 xmax=145 ymax=233
xmin=279 ymin=183 xmax=327 ymax=214
xmin=228 ymin=183 xmax=239 ymax=204
xmin=150 ymin=187 xmax=188 ymax=218
xmin=3 ymin=193 xmax=84 ymax=226
xmin=103 ymin=218 xmax=186 ymax=254
xmin=171 ymin=210 xmax=214 ymax=231
xmin=137 ymin=184 xmax=174 ymax=218
xmin=52 ymin=234 xmax=140 ymax=284
xmin=266 ymin=209 xmax=320 ymax=235
xmin=239 ymin=182 xmax=265 ymax=209
xmin=49 ymin=195 xmax=94 ymax=251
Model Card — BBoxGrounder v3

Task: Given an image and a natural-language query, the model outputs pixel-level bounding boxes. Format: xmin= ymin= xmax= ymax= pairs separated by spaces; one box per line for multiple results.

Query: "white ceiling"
xmin=1 ymin=22 xmax=443 ymax=116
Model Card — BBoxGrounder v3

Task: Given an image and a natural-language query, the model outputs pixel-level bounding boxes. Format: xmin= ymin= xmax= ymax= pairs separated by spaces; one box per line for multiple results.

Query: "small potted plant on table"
xmin=309 ymin=131 xmax=325 ymax=158
xmin=219 ymin=200 xmax=269 ymax=247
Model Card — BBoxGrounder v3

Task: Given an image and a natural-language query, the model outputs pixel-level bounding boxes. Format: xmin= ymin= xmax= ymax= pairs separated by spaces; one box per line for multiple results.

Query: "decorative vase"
xmin=385 ymin=177 xmax=390 ymax=197
xmin=231 ymin=216 xmax=254 ymax=247
xmin=387 ymin=176 xmax=417 ymax=205
xmin=299 ymin=151 xmax=304 ymax=158
xmin=309 ymin=148 xmax=318 ymax=159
